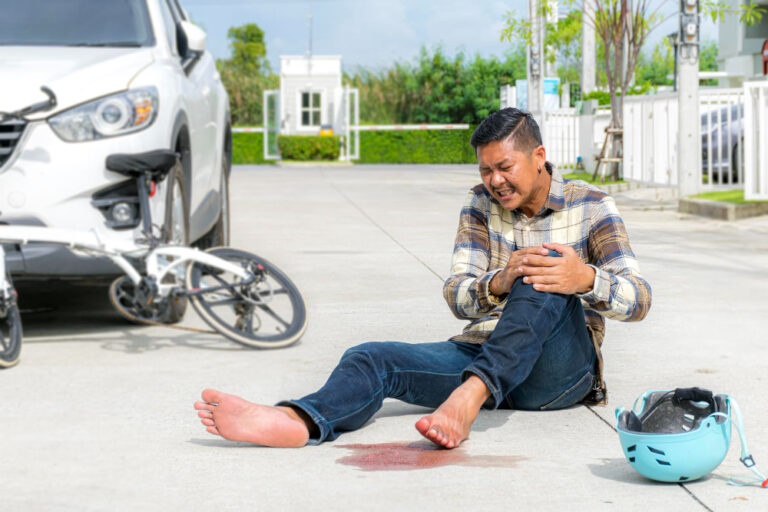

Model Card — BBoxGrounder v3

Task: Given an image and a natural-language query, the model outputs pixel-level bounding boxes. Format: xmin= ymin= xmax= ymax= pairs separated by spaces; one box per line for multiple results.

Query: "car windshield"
xmin=0 ymin=0 xmax=154 ymax=47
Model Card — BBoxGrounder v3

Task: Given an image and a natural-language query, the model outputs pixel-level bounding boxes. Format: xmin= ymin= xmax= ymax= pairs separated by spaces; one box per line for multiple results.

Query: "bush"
xmin=277 ymin=135 xmax=341 ymax=161
xmin=358 ymin=129 xmax=476 ymax=164
xmin=232 ymin=132 xmax=269 ymax=164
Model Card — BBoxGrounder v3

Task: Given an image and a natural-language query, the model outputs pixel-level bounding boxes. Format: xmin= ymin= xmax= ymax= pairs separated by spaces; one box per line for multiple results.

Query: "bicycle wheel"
xmin=186 ymin=247 xmax=307 ymax=348
xmin=0 ymin=302 xmax=22 ymax=368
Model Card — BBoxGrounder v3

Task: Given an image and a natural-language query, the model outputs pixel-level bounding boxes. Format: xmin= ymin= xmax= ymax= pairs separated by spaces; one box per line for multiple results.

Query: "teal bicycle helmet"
xmin=616 ymin=387 xmax=767 ymax=486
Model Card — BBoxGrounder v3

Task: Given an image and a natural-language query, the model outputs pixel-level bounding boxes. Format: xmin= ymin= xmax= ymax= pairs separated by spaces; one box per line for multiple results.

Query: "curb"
xmin=276 ymin=160 xmax=354 ymax=168
xmin=678 ymin=197 xmax=768 ymax=221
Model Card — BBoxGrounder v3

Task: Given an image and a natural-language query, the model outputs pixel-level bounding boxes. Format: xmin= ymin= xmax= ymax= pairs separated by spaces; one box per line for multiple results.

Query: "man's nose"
xmin=490 ymin=170 xmax=505 ymax=186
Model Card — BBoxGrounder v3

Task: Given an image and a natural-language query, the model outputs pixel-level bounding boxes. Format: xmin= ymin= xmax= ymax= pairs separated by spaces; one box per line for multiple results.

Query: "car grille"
xmin=0 ymin=119 xmax=26 ymax=168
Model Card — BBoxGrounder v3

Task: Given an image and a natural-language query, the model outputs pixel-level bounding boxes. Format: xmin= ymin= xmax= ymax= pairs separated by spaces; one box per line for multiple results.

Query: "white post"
xmin=581 ymin=1 xmax=596 ymax=96
xmin=677 ymin=0 xmax=701 ymax=196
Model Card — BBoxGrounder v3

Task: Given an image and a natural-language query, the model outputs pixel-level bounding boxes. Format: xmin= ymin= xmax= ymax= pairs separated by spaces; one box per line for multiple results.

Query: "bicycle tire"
xmin=186 ymin=247 xmax=307 ymax=348
xmin=0 ymin=302 xmax=22 ymax=368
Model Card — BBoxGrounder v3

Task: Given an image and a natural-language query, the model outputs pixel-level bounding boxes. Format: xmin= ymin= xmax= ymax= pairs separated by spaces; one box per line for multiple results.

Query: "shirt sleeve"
xmin=442 ymin=188 xmax=504 ymax=320
xmin=576 ymin=195 xmax=652 ymax=322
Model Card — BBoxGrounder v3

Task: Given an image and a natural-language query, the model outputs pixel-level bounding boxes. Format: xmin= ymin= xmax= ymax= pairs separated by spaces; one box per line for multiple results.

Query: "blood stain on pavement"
xmin=336 ymin=441 xmax=526 ymax=471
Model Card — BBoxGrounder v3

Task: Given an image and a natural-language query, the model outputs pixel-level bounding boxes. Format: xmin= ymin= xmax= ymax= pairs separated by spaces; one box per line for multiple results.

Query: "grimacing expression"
xmin=477 ymin=138 xmax=545 ymax=212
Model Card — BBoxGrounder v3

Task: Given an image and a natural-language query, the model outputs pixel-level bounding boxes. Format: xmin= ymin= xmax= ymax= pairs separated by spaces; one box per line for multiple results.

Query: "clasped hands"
xmin=489 ymin=243 xmax=595 ymax=296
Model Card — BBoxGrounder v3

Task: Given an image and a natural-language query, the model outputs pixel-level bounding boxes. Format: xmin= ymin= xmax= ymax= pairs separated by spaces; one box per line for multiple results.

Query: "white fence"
xmin=623 ymin=88 xmax=746 ymax=189
xmin=623 ymin=93 xmax=679 ymax=186
xmin=744 ymin=82 xmax=768 ymax=200
xmin=543 ymin=108 xmax=578 ymax=169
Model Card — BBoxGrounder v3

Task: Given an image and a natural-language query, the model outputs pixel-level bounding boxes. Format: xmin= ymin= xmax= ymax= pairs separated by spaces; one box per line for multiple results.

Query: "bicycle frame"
xmin=0 ymin=225 xmax=250 ymax=298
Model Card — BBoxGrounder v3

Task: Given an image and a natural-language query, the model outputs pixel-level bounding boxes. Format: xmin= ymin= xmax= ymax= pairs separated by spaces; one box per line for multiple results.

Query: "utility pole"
xmin=677 ymin=0 xmax=701 ymax=196
xmin=581 ymin=1 xmax=596 ymax=95
xmin=306 ymin=5 xmax=313 ymax=75
xmin=527 ymin=0 xmax=545 ymax=124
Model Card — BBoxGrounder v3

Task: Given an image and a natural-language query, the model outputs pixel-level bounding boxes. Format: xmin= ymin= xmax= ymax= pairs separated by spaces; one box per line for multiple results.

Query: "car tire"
xmin=196 ymin=153 xmax=231 ymax=249
xmin=161 ymin=158 xmax=189 ymax=324
xmin=731 ymin=141 xmax=742 ymax=184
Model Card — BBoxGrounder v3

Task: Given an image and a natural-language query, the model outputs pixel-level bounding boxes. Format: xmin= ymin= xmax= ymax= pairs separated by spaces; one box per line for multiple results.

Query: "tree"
xmin=216 ymin=23 xmax=276 ymax=125
xmin=502 ymin=0 xmax=766 ymax=180
xmin=345 ymin=46 xmax=528 ymax=125
xmin=221 ymin=23 xmax=269 ymax=75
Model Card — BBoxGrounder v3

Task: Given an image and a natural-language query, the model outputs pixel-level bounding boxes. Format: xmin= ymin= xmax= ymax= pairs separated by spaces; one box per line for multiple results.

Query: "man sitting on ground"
xmin=193 ymin=107 xmax=652 ymax=448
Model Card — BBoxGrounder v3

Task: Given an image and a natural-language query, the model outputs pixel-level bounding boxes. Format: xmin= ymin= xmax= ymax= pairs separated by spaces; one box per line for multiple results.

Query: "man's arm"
xmin=442 ymin=189 xmax=504 ymax=320
xmin=577 ymin=195 xmax=652 ymax=321
xmin=517 ymin=195 xmax=651 ymax=322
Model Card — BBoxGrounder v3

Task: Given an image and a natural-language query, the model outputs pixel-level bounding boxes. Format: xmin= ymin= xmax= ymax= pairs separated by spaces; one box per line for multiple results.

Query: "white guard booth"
xmin=263 ymin=55 xmax=358 ymax=161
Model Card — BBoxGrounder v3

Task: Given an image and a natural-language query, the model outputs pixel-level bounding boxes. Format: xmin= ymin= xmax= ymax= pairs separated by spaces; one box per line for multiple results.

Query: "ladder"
xmin=592 ymin=126 xmax=623 ymax=182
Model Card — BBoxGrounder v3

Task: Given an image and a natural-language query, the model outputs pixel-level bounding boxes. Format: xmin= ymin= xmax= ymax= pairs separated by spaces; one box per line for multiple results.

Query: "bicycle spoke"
xmin=257 ymin=304 xmax=290 ymax=328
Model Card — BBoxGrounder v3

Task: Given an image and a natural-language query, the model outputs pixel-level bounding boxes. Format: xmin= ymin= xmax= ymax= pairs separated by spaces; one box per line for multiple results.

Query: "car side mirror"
xmin=179 ymin=20 xmax=206 ymax=54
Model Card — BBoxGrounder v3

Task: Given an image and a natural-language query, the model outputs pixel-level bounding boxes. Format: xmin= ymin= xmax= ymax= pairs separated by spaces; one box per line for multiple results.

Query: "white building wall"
xmin=279 ymin=55 xmax=343 ymax=135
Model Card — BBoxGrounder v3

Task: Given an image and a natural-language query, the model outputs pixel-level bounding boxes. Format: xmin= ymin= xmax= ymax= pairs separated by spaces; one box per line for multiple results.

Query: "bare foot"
xmin=415 ymin=376 xmax=491 ymax=449
xmin=193 ymin=389 xmax=310 ymax=447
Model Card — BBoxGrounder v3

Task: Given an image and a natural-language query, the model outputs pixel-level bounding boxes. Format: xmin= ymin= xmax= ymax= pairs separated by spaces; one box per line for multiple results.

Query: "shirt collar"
xmin=544 ymin=167 xmax=566 ymax=213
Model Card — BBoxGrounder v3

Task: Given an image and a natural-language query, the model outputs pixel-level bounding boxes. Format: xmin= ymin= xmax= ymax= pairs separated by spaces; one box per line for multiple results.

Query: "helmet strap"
xmin=723 ymin=397 xmax=768 ymax=488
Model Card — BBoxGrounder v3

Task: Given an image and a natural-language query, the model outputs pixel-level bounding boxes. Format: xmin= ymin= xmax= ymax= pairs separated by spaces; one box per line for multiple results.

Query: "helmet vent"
xmin=679 ymin=476 xmax=689 ymax=481
xmin=656 ymin=459 xmax=671 ymax=466
xmin=629 ymin=457 xmax=636 ymax=463
xmin=627 ymin=445 xmax=636 ymax=452
xmin=648 ymin=446 xmax=666 ymax=455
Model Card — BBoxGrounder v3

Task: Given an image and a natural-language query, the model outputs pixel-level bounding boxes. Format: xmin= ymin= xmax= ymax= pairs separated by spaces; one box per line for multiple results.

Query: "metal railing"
xmin=699 ymin=88 xmax=744 ymax=190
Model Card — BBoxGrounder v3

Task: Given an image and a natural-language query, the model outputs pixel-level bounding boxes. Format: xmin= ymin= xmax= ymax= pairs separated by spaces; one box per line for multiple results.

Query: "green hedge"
xmin=358 ymin=129 xmax=475 ymax=164
xmin=232 ymin=132 xmax=268 ymax=164
xmin=277 ymin=135 xmax=340 ymax=161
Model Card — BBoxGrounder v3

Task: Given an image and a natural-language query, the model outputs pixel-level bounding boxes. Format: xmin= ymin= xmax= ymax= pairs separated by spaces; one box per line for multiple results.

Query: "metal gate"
xmin=341 ymin=87 xmax=359 ymax=161
xmin=263 ymin=90 xmax=280 ymax=160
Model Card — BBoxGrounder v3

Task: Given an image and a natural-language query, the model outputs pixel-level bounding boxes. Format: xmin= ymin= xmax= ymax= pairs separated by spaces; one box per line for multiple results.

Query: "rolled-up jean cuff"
xmin=462 ymin=366 xmax=502 ymax=409
xmin=275 ymin=399 xmax=328 ymax=446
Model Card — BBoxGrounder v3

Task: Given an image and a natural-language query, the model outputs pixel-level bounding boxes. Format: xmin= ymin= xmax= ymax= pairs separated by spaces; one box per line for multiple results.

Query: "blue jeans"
xmin=282 ymin=251 xmax=597 ymax=444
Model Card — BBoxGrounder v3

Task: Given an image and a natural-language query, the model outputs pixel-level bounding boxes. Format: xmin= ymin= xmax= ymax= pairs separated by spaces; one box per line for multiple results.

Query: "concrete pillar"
xmin=677 ymin=0 xmax=701 ymax=196
xmin=527 ymin=0 xmax=546 ymax=134
xmin=581 ymin=1 xmax=596 ymax=95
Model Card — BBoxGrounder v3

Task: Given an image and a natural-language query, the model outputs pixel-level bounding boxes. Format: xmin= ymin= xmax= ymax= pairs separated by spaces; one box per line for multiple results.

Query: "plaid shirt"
xmin=443 ymin=168 xmax=652 ymax=403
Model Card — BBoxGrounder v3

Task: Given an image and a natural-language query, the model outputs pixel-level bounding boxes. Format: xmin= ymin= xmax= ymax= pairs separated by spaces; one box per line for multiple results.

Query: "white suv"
xmin=0 ymin=0 xmax=231 ymax=278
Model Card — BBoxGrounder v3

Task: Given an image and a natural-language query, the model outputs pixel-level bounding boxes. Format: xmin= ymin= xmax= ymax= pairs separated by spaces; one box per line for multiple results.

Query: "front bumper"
xmin=0 ymin=119 xmax=169 ymax=278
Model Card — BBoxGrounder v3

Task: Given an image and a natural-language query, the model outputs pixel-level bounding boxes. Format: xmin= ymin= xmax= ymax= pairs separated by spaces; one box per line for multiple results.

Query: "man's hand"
xmin=518 ymin=242 xmax=595 ymax=295
xmin=489 ymin=246 xmax=550 ymax=296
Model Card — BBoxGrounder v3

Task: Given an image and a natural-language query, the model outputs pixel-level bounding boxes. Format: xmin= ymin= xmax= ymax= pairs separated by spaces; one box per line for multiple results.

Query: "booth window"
xmin=301 ymin=92 xmax=321 ymax=127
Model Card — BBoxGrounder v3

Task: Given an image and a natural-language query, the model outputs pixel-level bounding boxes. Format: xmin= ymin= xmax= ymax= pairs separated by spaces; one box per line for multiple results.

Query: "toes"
xmin=194 ymin=401 xmax=215 ymax=412
xmin=415 ymin=417 xmax=431 ymax=435
xmin=197 ymin=410 xmax=213 ymax=419
xmin=206 ymin=426 xmax=220 ymax=436
xmin=201 ymin=418 xmax=215 ymax=427
xmin=201 ymin=388 xmax=224 ymax=405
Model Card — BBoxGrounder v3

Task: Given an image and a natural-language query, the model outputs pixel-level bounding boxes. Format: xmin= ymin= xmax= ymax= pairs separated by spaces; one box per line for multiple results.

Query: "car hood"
xmin=0 ymin=46 xmax=155 ymax=119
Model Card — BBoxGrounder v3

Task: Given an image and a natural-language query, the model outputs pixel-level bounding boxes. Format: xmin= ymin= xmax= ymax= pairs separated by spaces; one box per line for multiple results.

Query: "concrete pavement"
xmin=2 ymin=164 xmax=767 ymax=511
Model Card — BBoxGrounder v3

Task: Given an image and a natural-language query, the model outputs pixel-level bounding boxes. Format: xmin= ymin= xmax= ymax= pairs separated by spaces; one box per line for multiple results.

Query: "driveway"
xmin=3 ymin=164 xmax=767 ymax=511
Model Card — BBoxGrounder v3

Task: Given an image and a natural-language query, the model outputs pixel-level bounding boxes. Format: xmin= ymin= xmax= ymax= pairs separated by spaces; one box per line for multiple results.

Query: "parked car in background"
xmin=700 ymin=103 xmax=743 ymax=185
xmin=0 ymin=0 xmax=231 ymax=279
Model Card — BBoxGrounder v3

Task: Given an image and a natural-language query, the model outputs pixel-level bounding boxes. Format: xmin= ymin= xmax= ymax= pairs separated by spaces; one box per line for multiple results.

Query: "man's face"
xmin=477 ymin=138 xmax=545 ymax=212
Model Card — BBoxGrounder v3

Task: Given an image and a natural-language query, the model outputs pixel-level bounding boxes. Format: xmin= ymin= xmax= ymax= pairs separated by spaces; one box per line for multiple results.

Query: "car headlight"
xmin=48 ymin=87 xmax=158 ymax=142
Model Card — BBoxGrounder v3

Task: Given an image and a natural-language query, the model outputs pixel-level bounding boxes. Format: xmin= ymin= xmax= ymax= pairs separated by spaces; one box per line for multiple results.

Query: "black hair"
xmin=470 ymin=108 xmax=543 ymax=154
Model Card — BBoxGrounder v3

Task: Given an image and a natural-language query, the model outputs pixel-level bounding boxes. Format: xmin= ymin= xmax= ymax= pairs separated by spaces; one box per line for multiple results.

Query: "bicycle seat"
xmin=106 ymin=150 xmax=179 ymax=181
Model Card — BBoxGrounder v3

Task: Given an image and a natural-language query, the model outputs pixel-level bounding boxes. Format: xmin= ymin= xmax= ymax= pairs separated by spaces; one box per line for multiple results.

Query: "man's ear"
xmin=532 ymin=145 xmax=546 ymax=172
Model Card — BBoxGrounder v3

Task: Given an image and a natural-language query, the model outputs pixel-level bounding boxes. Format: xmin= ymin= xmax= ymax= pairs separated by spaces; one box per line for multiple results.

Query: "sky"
xmin=181 ymin=0 xmax=719 ymax=72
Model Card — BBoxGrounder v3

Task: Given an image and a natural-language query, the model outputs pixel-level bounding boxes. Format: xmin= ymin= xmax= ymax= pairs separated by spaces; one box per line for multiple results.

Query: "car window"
xmin=158 ymin=0 xmax=178 ymax=54
xmin=0 ymin=0 xmax=154 ymax=47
